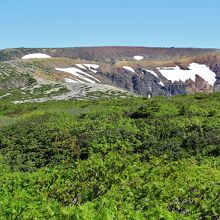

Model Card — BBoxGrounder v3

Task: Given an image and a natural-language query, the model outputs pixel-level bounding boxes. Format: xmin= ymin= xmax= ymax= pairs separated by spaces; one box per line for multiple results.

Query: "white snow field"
xmin=22 ymin=53 xmax=52 ymax=59
xmin=55 ymin=67 xmax=101 ymax=83
xmin=133 ymin=56 xmax=144 ymax=61
xmin=158 ymin=63 xmax=216 ymax=86
xmin=123 ymin=66 xmax=135 ymax=73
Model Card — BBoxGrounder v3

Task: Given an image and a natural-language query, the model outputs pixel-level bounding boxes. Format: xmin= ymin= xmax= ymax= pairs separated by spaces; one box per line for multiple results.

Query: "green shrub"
xmin=0 ymin=93 xmax=220 ymax=219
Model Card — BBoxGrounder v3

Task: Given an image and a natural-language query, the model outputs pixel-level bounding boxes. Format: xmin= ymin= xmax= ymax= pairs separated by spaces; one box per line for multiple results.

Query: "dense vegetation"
xmin=0 ymin=93 xmax=220 ymax=219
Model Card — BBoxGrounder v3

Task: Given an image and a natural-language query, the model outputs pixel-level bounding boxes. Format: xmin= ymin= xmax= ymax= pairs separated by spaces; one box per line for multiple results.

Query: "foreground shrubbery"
xmin=0 ymin=93 xmax=220 ymax=219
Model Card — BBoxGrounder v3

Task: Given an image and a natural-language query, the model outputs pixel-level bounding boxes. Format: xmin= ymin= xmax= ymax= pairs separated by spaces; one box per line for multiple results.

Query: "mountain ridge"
xmin=1 ymin=46 xmax=219 ymax=61
xmin=1 ymin=46 xmax=220 ymax=103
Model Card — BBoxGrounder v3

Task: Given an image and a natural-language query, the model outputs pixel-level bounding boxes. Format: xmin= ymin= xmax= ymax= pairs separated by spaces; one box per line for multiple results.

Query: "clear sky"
xmin=1 ymin=0 xmax=220 ymax=49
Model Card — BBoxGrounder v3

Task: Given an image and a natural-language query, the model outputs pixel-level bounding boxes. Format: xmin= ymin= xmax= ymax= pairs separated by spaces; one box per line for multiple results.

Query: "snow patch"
xmin=133 ymin=56 xmax=144 ymax=61
xmin=159 ymin=81 xmax=165 ymax=87
xmin=84 ymin=64 xmax=99 ymax=69
xmin=75 ymin=64 xmax=87 ymax=70
xmin=144 ymin=69 xmax=165 ymax=87
xmin=123 ymin=66 xmax=135 ymax=73
xmin=144 ymin=69 xmax=159 ymax=78
xmin=64 ymin=78 xmax=79 ymax=83
xmin=55 ymin=67 xmax=101 ymax=83
xmin=158 ymin=63 xmax=216 ymax=86
xmin=22 ymin=53 xmax=51 ymax=59
xmin=84 ymin=64 xmax=100 ymax=73
xmin=157 ymin=67 xmax=179 ymax=70
xmin=56 ymin=68 xmax=95 ymax=83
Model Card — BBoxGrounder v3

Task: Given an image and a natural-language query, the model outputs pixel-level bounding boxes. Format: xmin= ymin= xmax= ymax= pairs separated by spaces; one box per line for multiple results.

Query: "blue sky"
xmin=1 ymin=0 xmax=220 ymax=49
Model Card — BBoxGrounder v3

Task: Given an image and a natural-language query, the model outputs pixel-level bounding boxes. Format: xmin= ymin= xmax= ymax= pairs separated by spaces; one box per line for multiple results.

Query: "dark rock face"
xmin=141 ymin=70 xmax=169 ymax=96
xmin=214 ymin=80 xmax=220 ymax=92
xmin=210 ymin=64 xmax=220 ymax=75
xmin=98 ymin=68 xmax=186 ymax=97
xmin=132 ymin=75 xmax=142 ymax=94
xmin=210 ymin=64 xmax=220 ymax=92
xmin=99 ymin=66 xmax=219 ymax=96
xmin=164 ymin=84 xmax=186 ymax=96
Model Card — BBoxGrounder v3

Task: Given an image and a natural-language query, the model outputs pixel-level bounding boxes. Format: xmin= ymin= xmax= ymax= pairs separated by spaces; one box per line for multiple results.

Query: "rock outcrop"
xmin=186 ymin=75 xmax=213 ymax=94
xmin=211 ymin=64 xmax=220 ymax=92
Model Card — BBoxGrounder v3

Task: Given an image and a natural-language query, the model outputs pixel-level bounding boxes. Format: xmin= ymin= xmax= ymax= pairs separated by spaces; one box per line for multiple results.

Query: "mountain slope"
xmin=1 ymin=47 xmax=220 ymax=102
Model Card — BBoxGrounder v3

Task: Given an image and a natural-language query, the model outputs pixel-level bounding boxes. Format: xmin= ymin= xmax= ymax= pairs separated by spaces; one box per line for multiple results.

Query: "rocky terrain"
xmin=0 ymin=46 xmax=220 ymax=102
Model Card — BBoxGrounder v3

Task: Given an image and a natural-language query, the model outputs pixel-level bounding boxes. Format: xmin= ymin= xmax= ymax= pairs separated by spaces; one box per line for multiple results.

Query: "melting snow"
xmin=64 ymin=78 xmax=83 ymax=83
xmin=157 ymin=67 xmax=178 ymax=70
xmin=144 ymin=69 xmax=165 ymax=87
xmin=145 ymin=69 xmax=159 ymax=78
xmin=64 ymin=78 xmax=77 ymax=83
xmin=159 ymin=81 xmax=165 ymax=87
xmin=84 ymin=64 xmax=99 ymax=69
xmin=55 ymin=67 xmax=100 ymax=83
xmin=158 ymin=63 xmax=216 ymax=86
xmin=133 ymin=56 xmax=144 ymax=61
xmin=84 ymin=64 xmax=100 ymax=73
xmin=123 ymin=66 xmax=135 ymax=73
xmin=75 ymin=64 xmax=87 ymax=70
xmin=22 ymin=53 xmax=51 ymax=59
